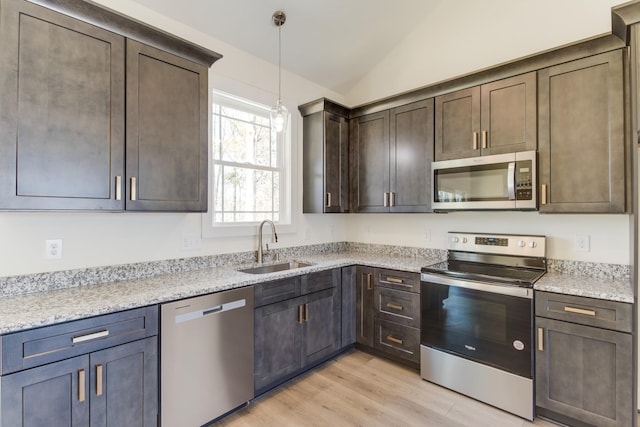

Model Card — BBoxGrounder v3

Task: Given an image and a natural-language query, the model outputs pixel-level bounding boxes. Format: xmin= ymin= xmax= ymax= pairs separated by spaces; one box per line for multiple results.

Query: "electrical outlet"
xmin=45 ymin=239 xmax=63 ymax=259
xmin=181 ymin=235 xmax=202 ymax=251
xmin=574 ymin=235 xmax=590 ymax=252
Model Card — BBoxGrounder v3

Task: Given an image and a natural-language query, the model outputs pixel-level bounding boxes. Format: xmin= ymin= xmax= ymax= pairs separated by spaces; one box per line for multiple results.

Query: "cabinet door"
xmin=355 ymin=267 xmax=375 ymax=347
xmin=90 ymin=337 xmax=158 ymax=427
xmin=302 ymin=287 xmax=342 ymax=367
xmin=1 ymin=355 xmax=90 ymax=426
xmin=341 ymin=266 xmax=357 ymax=347
xmin=389 ymin=99 xmax=434 ymax=213
xmin=538 ymin=50 xmax=626 ymax=213
xmin=0 ymin=0 xmax=125 ymax=210
xmin=126 ymin=39 xmax=208 ymax=212
xmin=536 ymin=317 xmax=633 ymax=427
xmin=351 ymin=111 xmax=390 ymax=212
xmin=480 ymin=72 xmax=536 ymax=156
xmin=434 ymin=86 xmax=480 ymax=161
xmin=254 ymin=297 xmax=303 ymax=394
xmin=324 ymin=112 xmax=349 ymax=213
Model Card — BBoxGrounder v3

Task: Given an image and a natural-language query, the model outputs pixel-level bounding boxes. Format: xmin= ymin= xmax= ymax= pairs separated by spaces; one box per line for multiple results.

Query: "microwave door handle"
xmin=507 ymin=162 xmax=516 ymax=200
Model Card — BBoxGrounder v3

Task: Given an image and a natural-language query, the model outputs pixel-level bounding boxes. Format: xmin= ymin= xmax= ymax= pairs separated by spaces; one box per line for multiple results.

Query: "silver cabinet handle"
xmin=72 ymin=330 xmax=109 ymax=344
xmin=390 ymin=192 xmax=396 ymax=207
xmin=482 ymin=130 xmax=488 ymax=149
xmin=541 ymin=184 xmax=547 ymax=205
xmin=115 ymin=176 xmax=122 ymax=201
xmin=473 ymin=132 xmax=479 ymax=150
xmin=130 ymin=177 xmax=137 ymax=201
xmin=326 ymin=192 xmax=332 ymax=208
xmin=383 ymin=192 xmax=389 ymax=207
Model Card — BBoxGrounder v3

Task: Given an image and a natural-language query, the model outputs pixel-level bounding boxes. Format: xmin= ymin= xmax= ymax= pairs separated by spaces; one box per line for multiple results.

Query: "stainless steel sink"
xmin=238 ymin=261 xmax=313 ymax=274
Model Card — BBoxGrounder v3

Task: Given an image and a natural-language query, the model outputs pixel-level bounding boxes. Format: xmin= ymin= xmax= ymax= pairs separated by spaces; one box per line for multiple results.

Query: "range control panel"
xmin=448 ymin=232 xmax=546 ymax=257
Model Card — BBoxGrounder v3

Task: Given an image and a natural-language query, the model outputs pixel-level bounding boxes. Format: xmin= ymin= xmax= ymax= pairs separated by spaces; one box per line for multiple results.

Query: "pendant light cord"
xmin=278 ymin=21 xmax=282 ymax=103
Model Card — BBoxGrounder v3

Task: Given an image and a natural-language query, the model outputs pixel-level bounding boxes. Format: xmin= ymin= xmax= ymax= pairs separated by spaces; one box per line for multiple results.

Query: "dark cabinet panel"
xmin=351 ymin=111 xmax=390 ymax=213
xmin=0 ymin=0 xmax=125 ymax=210
xmin=126 ymin=39 xmax=208 ymax=212
xmin=389 ymin=99 xmax=434 ymax=213
xmin=538 ymin=49 xmax=627 ymax=213
xmin=536 ymin=316 xmax=633 ymax=427
xmin=300 ymin=99 xmax=350 ymax=213
xmin=435 ymin=72 xmax=536 ymax=161
xmin=254 ymin=269 xmax=342 ymax=395
xmin=90 ymin=337 xmax=158 ymax=427
xmin=355 ymin=266 xmax=375 ymax=347
xmin=434 ymin=87 xmax=480 ymax=161
xmin=373 ymin=318 xmax=420 ymax=365
xmin=1 ymin=355 xmax=89 ymax=426
xmin=341 ymin=266 xmax=357 ymax=347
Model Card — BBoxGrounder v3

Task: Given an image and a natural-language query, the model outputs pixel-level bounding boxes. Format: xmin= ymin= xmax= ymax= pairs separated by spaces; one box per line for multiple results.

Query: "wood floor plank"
xmin=212 ymin=350 xmax=622 ymax=427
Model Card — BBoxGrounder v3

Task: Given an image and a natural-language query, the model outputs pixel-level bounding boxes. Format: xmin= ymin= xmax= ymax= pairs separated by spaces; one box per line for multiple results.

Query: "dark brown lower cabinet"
xmin=535 ymin=292 xmax=633 ymax=427
xmin=0 ymin=337 xmax=158 ymax=427
xmin=355 ymin=266 xmax=375 ymax=347
xmin=254 ymin=269 xmax=342 ymax=395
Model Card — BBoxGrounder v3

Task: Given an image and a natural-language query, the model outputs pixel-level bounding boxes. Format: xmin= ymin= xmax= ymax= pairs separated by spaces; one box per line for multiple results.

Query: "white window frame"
xmin=202 ymin=74 xmax=297 ymax=238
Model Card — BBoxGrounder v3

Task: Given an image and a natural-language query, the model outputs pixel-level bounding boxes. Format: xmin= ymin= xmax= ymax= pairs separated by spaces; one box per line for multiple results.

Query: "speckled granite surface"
xmin=0 ymin=249 xmax=442 ymax=334
xmin=0 ymin=242 xmax=634 ymax=334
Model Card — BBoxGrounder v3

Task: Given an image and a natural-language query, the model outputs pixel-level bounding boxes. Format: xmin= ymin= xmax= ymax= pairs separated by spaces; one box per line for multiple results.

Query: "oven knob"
xmin=450 ymin=236 xmax=459 ymax=243
xmin=517 ymin=240 xmax=526 ymax=248
xmin=528 ymin=241 xmax=537 ymax=248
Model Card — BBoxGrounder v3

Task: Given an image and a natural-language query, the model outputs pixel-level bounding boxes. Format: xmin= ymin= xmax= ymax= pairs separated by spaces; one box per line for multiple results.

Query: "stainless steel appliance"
xmin=420 ymin=232 xmax=546 ymax=420
xmin=432 ymin=151 xmax=536 ymax=211
xmin=161 ymin=287 xmax=254 ymax=427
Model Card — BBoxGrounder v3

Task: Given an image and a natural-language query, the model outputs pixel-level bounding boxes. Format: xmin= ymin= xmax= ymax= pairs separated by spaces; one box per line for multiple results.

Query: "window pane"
xmin=217 ymin=117 xmax=271 ymax=166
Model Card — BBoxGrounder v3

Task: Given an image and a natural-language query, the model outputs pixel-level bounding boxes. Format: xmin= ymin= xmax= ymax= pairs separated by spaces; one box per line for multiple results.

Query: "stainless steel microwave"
xmin=432 ymin=151 xmax=537 ymax=211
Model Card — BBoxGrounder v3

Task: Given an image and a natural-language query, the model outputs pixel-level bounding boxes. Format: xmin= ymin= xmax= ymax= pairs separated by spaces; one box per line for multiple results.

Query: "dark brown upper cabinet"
xmin=0 ymin=0 xmax=125 ymax=210
xmin=0 ymin=0 xmax=219 ymax=212
xmin=351 ymin=99 xmax=434 ymax=213
xmin=299 ymin=99 xmax=350 ymax=213
xmin=434 ymin=72 xmax=537 ymax=161
xmin=538 ymin=49 xmax=627 ymax=213
xmin=126 ymin=40 xmax=209 ymax=212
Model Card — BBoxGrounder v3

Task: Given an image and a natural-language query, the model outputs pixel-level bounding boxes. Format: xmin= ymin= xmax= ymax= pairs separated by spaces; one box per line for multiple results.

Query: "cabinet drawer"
xmin=1 ymin=305 xmax=158 ymax=375
xmin=254 ymin=276 xmax=301 ymax=307
xmin=535 ymin=291 xmax=632 ymax=333
xmin=301 ymin=269 xmax=337 ymax=295
xmin=376 ymin=269 xmax=420 ymax=293
xmin=373 ymin=318 xmax=420 ymax=364
xmin=374 ymin=286 xmax=420 ymax=328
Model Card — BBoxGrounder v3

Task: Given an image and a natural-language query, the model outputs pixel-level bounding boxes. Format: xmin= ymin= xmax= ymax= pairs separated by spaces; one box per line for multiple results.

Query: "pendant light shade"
xmin=271 ymin=10 xmax=289 ymax=133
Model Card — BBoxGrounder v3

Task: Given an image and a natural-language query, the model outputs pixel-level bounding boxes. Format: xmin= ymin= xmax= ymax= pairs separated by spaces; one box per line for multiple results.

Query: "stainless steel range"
xmin=420 ymin=232 xmax=546 ymax=420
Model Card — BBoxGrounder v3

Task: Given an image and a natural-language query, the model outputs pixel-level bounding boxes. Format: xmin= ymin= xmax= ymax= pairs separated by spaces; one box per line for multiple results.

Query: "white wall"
xmin=345 ymin=0 xmax=622 ymax=106
xmin=0 ymin=0 xmax=631 ymax=278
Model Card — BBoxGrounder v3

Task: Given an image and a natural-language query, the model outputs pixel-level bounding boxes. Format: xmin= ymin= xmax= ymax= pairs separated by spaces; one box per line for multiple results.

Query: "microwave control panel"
xmin=515 ymin=161 xmax=533 ymax=200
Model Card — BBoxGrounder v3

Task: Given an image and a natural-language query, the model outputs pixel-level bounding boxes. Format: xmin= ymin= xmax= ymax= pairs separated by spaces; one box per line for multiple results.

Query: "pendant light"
xmin=270 ymin=10 xmax=288 ymax=133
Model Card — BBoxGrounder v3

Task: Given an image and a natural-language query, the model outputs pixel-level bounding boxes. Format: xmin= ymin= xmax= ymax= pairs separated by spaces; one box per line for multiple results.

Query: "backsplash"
xmin=0 ymin=242 xmax=629 ymax=297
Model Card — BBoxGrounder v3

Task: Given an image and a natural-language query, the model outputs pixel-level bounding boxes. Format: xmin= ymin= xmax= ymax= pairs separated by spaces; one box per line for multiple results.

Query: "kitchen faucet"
xmin=257 ymin=219 xmax=278 ymax=264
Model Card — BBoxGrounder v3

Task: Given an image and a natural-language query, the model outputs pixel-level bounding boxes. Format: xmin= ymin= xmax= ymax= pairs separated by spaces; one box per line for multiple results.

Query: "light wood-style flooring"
xmin=214 ymin=350 xmax=562 ymax=427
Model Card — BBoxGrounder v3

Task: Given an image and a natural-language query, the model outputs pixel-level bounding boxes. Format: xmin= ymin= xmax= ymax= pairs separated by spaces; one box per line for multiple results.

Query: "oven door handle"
xmin=507 ymin=161 xmax=516 ymax=200
xmin=421 ymin=274 xmax=533 ymax=299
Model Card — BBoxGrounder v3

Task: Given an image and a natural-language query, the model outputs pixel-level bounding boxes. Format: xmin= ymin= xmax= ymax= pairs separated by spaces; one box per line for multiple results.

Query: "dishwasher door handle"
xmin=174 ymin=298 xmax=247 ymax=324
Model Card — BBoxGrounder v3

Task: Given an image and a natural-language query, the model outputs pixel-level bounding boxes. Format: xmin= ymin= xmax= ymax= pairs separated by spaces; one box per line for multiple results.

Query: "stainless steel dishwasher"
xmin=161 ymin=286 xmax=254 ymax=427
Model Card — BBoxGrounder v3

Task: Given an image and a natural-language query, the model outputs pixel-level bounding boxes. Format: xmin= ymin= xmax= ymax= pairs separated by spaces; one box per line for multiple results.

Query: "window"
xmin=207 ymin=90 xmax=291 ymax=232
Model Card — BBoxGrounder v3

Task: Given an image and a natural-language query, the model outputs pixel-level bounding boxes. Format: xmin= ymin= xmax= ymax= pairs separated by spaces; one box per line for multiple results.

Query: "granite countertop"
xmin=534 ymin=272 xmax=634 ymax=304
xmin=0 ymin=252 xmax=440 ymax=335
xmin=0 ymin=247 xmax=634 ymax=335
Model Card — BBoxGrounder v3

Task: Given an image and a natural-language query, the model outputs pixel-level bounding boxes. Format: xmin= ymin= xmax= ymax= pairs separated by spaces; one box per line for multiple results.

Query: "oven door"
xmin=420 ymin=275 xmax=533 ymax=378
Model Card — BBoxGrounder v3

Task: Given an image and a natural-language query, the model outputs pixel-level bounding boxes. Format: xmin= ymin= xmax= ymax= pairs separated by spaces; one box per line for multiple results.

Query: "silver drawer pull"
xmin=72 ymin=330 xmax=109 ymax=344
xmin=563 ymin=306 xmax=596 ymax=316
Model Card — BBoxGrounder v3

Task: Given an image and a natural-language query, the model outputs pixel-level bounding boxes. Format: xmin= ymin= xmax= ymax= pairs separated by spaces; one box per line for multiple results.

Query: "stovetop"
xmin=421 ymin=260 xmax=546 ymax=288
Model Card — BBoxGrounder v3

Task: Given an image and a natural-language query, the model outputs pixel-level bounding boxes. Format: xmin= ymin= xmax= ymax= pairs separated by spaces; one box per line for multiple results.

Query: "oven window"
xmin=444 ymin=292 xmax=507 ymax=344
